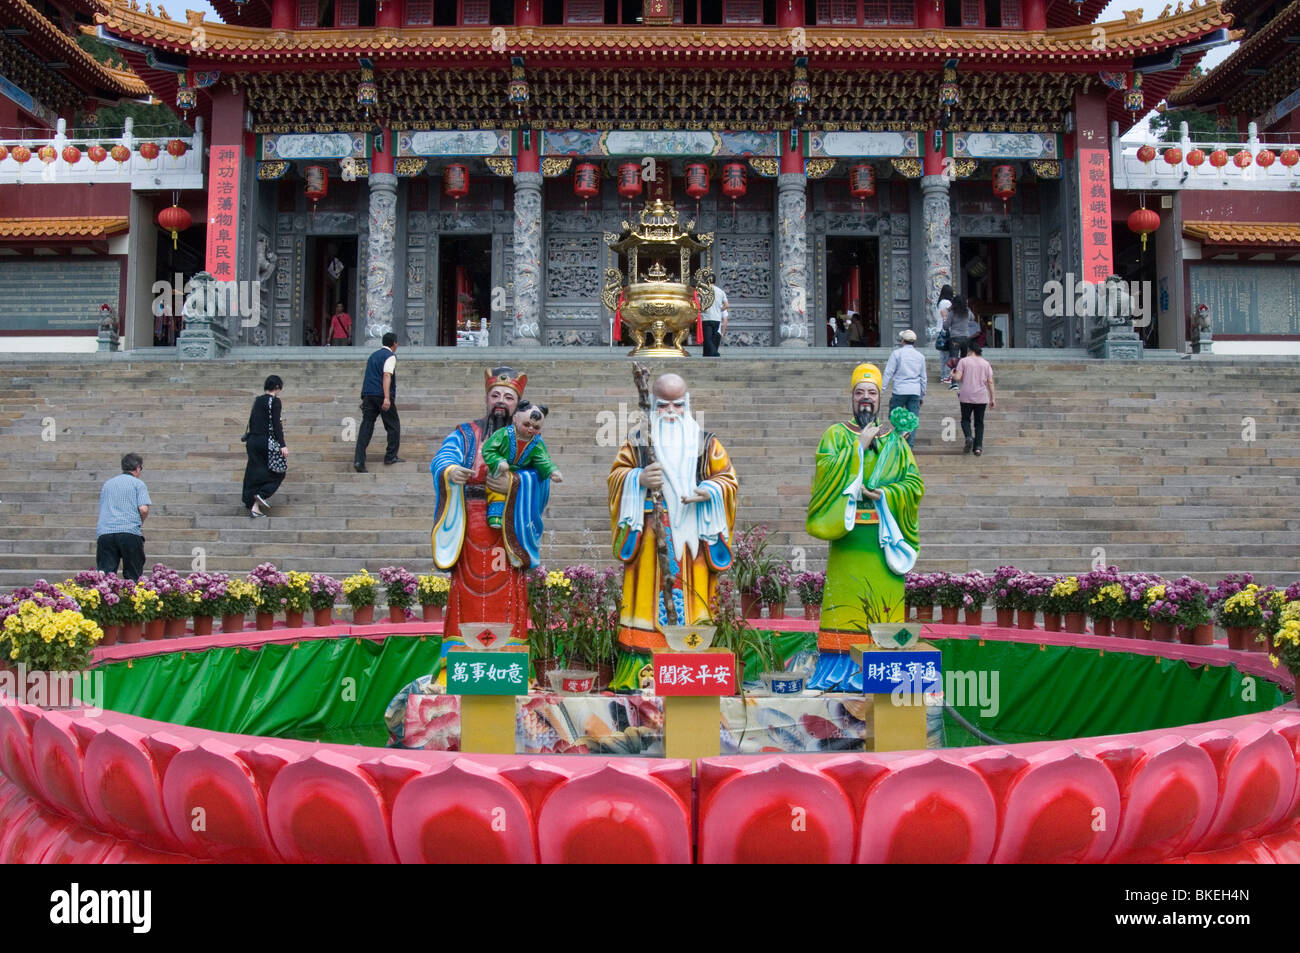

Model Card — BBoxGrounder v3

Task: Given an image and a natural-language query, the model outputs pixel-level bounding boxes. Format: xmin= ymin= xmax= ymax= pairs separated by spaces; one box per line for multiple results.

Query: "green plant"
xmin=731 ymin=525 xmax=775 ymax=596
xmin=417 ymin=574 xmax=450 ymax=608
xmin=1215 ymin=584 xmax=1265 ymax=629
xmin=284 ymin=571 xmax=313 ymax=613
xmin=526 ymin=568 xmax=571 ymax=662
xmin=1046 ymin=576 xmax=1090 ymax=615
xmin=221 ymin=579 xmax=260 ymax=617
xmin=709 ymin=577 xmax=778 ymax=689
xmin=1 ymin=599 xmax=102 ymax=670
xmin=131 ymin=586 xmax=163 ymax=624
xmin=560 ymin=566 xmax=621 ymax=669
xmin=341 ymin=571 xmax=378 ymax=610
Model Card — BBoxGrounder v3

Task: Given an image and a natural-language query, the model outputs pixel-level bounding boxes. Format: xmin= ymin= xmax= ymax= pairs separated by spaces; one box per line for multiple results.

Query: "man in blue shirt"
xmin=95 ymin=452 xmax=151 ymax=580
xmin=353 ymin=332 xmax=402 ymax=472
xmin=881 ymin=329 xmax=926 ymax=448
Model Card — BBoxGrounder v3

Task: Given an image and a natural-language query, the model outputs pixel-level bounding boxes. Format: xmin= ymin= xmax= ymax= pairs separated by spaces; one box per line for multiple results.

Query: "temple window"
xmin=812 ymin=0 xmax=912 ymax=24
xmin=296 ymin=0 xmax=377 ymax=27
xmin=407 ymin=0 xmax=433 ymax=22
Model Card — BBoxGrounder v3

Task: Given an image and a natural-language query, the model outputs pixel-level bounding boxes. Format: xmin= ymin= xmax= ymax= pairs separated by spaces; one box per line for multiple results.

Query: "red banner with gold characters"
xmin=205 ymin=145 xmax=241 ymax=280
xmin=1078 ymin=147 xmax=1114 ymax=284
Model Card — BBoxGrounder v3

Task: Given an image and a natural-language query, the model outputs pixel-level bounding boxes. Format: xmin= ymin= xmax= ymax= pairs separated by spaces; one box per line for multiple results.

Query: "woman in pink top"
xmin=953 ymin=343 xmax=996 ymax=456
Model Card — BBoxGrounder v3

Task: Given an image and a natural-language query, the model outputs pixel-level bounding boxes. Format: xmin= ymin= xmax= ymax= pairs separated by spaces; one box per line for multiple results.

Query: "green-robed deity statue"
xmin=806 ymin=362 xmax=924 ymax=691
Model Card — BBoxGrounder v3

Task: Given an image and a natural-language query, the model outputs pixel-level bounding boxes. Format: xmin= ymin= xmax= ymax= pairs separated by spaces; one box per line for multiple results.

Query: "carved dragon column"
xmin=920 ymin=174 xmax=953 ymax=341
xmin=511 ymin=170 xmax=543 ymax=346
xmin=364 ymin=172 xmax=398 ymax=344
xmin=776 ymin=172 xmax=810 ymax=347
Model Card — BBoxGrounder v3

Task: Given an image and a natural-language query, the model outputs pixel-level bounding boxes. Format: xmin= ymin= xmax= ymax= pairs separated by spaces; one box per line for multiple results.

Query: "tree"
xmin=1149 ymin=107 xmax=1223 ymax=143
xmin=73 ymin=35 xmax=191 ymax=138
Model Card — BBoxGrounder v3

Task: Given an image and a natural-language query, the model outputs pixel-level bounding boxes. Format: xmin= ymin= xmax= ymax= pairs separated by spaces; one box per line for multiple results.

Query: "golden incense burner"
xmin=602 ymin=199 xmax=715 ymax=358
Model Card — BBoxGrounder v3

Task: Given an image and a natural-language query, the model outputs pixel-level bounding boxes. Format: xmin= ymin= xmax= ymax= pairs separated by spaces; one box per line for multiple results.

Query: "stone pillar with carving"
xmin=512 ymin=171 xmax=543 ymax=346
xmin=776 ymin=172 xmax=809 ymax=347
xmin=365 ymin=172 xmax=398 ymax=344
xmin=920 ymin=174 xmax=952 ymax=343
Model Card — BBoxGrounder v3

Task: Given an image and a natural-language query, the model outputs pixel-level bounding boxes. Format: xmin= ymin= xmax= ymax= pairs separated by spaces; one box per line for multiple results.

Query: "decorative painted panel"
xmin=546 ymin=236 xmax=602 ymax=299
xmin=807 ymin=132 xmax=919 ymax=158
xmin=953 ymin=133 xmax=1061 ymax=160
xmin=542 ymin=130 xmax=778 ymax=157
xmin=398 ymin=130 xmax=512 ymax=157
xmin=714 ymin=236 xmax=773 ymax=299
xmin=261 ymin=133 xmax=366 ymax=161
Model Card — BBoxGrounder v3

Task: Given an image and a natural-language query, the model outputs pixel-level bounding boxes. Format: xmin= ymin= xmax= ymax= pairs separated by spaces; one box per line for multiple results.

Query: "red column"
xmin=923 ymin=128 xmax=945 ymax=176
xmin=272 ymin=0 xmax=294 ymax=29
xmin=780 ymin=132 xmax=803 ymax=174
xmin=776 ymin=0 xmax=805 ymax=28
xmin=377 ymin=0 xmax=404 ymax=27
xmin=517 ymin=136 xmax=540 ymax=173
xmin=918 ymin=0 xmax=942 ymax=29
xmin=1023 ymin=0 xmax=1046 ymax=30
xmin=516 ymin=0 xmax=541 ymax=25
xmin=371 ymin=127 xmax=394 ymax=175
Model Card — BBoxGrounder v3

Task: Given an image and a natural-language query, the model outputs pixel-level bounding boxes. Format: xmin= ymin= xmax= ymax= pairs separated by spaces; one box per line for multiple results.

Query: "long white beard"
xmin=651 ymin=401 xmax=703 ymax=559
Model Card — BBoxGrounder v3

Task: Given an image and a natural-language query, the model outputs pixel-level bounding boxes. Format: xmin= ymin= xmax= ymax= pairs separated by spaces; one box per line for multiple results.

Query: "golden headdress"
xmin=485 ymin=366 xmax=527 ymax=396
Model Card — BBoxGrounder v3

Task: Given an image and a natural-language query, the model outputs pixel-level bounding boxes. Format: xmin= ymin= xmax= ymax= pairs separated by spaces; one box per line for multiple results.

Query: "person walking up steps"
xmin=354 ymin=332 xmax=402 ymax=472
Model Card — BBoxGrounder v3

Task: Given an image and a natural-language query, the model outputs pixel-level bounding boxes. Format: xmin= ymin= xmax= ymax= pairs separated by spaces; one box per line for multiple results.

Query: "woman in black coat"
xmin=243 ymin=375 xmax=288 ymax=518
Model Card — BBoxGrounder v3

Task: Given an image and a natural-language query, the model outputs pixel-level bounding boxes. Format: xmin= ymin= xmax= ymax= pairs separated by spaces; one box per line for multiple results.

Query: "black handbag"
xmin=935 ymin=328 xmax=949 ymax=351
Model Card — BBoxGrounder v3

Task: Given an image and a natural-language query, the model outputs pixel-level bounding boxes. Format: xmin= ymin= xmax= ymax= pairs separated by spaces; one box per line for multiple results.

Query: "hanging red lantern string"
xmin=1162 ymin=147 xmax=1182 ymax=166
xmin=1208 ymin=150 xmax=1229 ymax=169
xmin=87 ymin=144 xmax=108 ymax=172
xmin=304 ymin=164 xmax=328 ymax=218
xmin=1186 ymin=148 xmax=1205 ymax=168
xmin=166 ymin=139 xmax=188 ymax=164
xmin=573 ymin=162 xmax=599 ymax=212
xmin=1256 ymin=149 xmax=1276 ymax=169
xmin=1136 ymin=144 xmax=1156 ymax=165
xmin=157 ymin=203 xmax=192 ymax=251
xmin=617 ymin=161 xmax=642 ymax=218
xmin=991 ymin=164 xmax=1016 ymax=216
xmin=109 ymin=144 xmax=130 ymax=168
xmin=443 ymin=163 xmax=469 ymax=209
xmin=1232 ymin=150 xmax=1252 ymax=169
xmin=1127 ymin=205 xmax=1160 ymax=253
xmin=1280 ymin=149 xmax=1299 ymax=169
xmin=684 ymin=161 xmax=709 ymax=218
xmin=849 ymin=163 xmax=876 ymax=219
xmin=138 ymin=141 xmax=160 ymax=163
xmin=38 ymin=145 xmax=56 ymax=165
xmin=61 ymin=145 xmax=81 ymax=166
xmin=720 ymin=161 xmax=747 ymax=226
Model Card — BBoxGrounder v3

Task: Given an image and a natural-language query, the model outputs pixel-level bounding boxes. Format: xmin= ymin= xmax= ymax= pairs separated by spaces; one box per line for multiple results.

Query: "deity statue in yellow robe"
xmin=607 ymin=373 xmax=738 ymax=689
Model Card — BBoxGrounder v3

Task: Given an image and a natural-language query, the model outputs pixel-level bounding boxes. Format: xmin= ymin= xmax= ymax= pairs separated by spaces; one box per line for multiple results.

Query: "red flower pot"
xmin=192 ymin=616 xmax=213 ymax=637
xmin=1150 ymin=621 xmax=1176 ymax=642
xmin=99 ymin=624 xmax=121 ymax=646
xmin=144 ymin=619 xmax=165 ymax=640
xmin=1114 ymin=618 xmax=1135 ymax=638
xmin=120 ymin=621 xmax=143 ymax=644
xmin=534 ymin=657 xmax=563 ymax=687
xmin=256 ymin=612 xmax=275 ymax=631
xmin=285 ymin=610 xmax=304 ymax=629
xmin=1179 ymin=623 xmax=1213 ymax=646
xmin=1016 ymin=609 xmax=1037 ymax=630
xmin=1226 ymin=626 xmax=1258 ymax=651
xmin=353 ymin=605 xmax=374 ymax=625
xmin=766 ymin=604 xmax=785 ymax=620
xmin=803 ymin=604 xmax=821 ymax=622
xmin=1064 ymin=612 xmax=1087 ymax=634
xmin=1092 ymin=617 xmax=1112 ymax=637
xmin=741 ymin=593 xmax=762 ymax=619
xmin=964 ymin=607 xmax=984 ymax=626
xmin=422 ymin=604 xmax=444 ymax=623
xmin=594 ymin=662 xmax=614 ymax=692
xmin=313 ymin=608 xmax=333 ymax=626
xmin=1043 ymin=614 xmax=1062 ymax=632
xmin=389 ymin=606 xmax=407 ymax=624
xmin=995 ymin=608 xmax=1014 ymax=628
xmin=221 ymin=614 xmax=245 ymax=634
xmin=164 ymin=617 xmax=187 ymax=638
xmin=940 ymin=606 xmax=960 ymax=624
xmin=915 ymin=605 xmax=934 ymax=622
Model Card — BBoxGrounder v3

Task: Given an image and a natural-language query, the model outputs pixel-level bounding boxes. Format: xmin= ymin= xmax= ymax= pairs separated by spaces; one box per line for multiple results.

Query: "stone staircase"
xmin=0 ymin=352 xmax=1297 ymax=592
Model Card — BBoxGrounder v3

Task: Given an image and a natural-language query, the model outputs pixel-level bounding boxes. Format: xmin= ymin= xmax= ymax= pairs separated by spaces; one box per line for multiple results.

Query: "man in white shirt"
xmin=701 ymin=283 xmax=728 ymax=357
xmin=882 ymin=329 xmax=926 ymax=448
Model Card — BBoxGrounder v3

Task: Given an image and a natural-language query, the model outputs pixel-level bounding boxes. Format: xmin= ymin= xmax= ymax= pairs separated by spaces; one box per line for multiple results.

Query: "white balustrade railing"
xmin=0 ymin=116 xmax=204 ymax=190
xmin=1111 ymin=120 xmax=1300 ymax=191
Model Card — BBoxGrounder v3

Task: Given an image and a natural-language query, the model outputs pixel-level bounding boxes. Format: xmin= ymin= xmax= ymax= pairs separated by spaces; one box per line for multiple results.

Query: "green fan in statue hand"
xmin=805 ymin=363 xmax=924 ymax=691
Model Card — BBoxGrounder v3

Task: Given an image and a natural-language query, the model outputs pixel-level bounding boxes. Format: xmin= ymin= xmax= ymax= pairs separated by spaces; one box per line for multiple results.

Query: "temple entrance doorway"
xmin=437 ymin=235 xmax=492 ymax=346
xmin=304 ymin=237 xmax=357 ymax=346
xmin=959 ymin=237 xmax=1013 ymax=349
xmin=825 ymin=236 xmax=879 ymax=348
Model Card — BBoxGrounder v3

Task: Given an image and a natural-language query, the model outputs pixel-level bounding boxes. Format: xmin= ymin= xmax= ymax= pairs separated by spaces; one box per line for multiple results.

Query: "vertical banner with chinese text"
xmin=1078 ymin=148 xmax=1113 ymax=284
xmin=205 ymin=145 xmax=241 ymax=280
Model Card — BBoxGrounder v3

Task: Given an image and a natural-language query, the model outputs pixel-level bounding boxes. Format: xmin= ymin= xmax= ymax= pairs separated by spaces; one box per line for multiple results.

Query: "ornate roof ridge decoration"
xmin=0 ymin=216 xmax=130 ymax=238
xmin=1168 ymin=0 xmax=1296 ymax=105
xmin=1182 ymin=221 xmax=1300 ymax=244
xmin=4 ymin=0 xmax=149 ymax=97
xmin=94 ymin=4 xmax=1233 ymax=63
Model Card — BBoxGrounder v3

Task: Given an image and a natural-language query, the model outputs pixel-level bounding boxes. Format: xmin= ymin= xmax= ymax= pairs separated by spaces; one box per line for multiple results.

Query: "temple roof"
xmin=94 ymin=1 xmax=1233 ymax=66
xmin=0 ymin=216 xmax=130 ymax=239
xmin=1183 ymin=221 xmax=1300 ymax=245
xmin=1168 ymin=0 xmax=1299 ymax=106
xmin=1 ymin=0 xmax=149 ymax=99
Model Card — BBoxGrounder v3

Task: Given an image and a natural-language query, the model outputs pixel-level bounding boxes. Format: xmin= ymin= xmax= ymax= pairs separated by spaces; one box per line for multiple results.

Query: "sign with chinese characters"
xmin=653 ymin=652 xmax=737 ymax=696
xmin=807 ymin=131 xmax=919 ymax=158
xmin=205 ymin=145 xmax=241 ymax=280
xmin=859 ymin=650 xmax=942 ymax=695
xmin=1078 ymin=148 xmax=1114 ymax=284
xmin=446 ymin=651 xmax=529 ymax=695
xmin=954 ymin=132 xmax=1059 ymax=160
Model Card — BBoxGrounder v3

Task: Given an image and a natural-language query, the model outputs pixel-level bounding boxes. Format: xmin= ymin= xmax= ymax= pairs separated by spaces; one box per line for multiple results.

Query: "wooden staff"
xmin=632 ymin=363 xmax=679 ymax=626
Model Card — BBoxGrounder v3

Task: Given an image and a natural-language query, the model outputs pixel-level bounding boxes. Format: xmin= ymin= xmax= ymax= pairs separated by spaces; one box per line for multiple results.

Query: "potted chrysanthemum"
xmin=417 ymin=573 xmax=450 ymax=622
xmin=526 ymin=568 xmax=571 ymax=683
xmin=1142 ymin=581 xmax=1180 ymax=642
xmin=342 ymin=570 xmax=379 ymax=624
xmin=1268 ymin=598 xmax=1300 ymax=680
xmin=960 ymin=571 xmax=992 ymax=626
xmin=248 ymin=563 xmax=290 ymax=630
xmin=0 ymin=593 xmax=102 ymax=674
xmin=1175 ymin=577 xmax=1214 ymax=645
xmin=1048 ymin=576 xmax=1090 ymax=633
xmin=284 ymin=571 xmax=312 ymax=628
xmin=1215 ymin=582 xmax=1265 ymax=651
xmin=141 ymin=564 xmax=193 ymax=638
xmin=794 ymin=571 xmax=825 ymax=622
xmin=380 ymin=566 xmax=418 ymax=623
xmin=308 ymin=573 xmax=342 ymax=626
xmin=187 ymin=571 xmax=230 ymax=635
xmin=990 ymin=566 xmax=1020 ymax=628
xmin=904 ymin=572 xmax=936 ymax=622
xmin=220 ymin=578 xmax=259 ymax=633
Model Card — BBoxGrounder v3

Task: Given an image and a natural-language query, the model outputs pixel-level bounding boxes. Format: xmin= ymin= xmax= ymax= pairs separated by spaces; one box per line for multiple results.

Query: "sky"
xmin=179 ymin=0 xmax=1238 ymax=141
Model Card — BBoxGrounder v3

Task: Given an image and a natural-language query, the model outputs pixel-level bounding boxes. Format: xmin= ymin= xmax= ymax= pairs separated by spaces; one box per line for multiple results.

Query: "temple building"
xmin=8 ymin=0 xmax=1291 ymax=354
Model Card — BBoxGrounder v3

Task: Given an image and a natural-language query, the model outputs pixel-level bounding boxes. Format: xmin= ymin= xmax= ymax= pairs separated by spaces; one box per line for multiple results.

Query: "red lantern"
xmin=166 ymin=138 xmax=188 ymax=162
xmin=1256 ymin=149 xmax=1276 ymax=168
xmin=87 ymin=144 xmax=108 ymax=167
xmin=1136 ymin=144 xmax=1156 ymax=165
xmin=1281 ymin=149 xmax=1300 ymax=168
xmin=573 ymin=162 xmax=599 ymax=210
xmin=849 ymin=164 xmax=876 ymax=201
xmin=0 ymin=145 xmax=7 ymax=163
xmin=721 ymin=162 xmax=747 ymax=200
xmin=443 ymin=163 xmax=469 ymax=203
xmin=157 ymin=203 xmax=192 ymax=251
xmin=138 ymin=141 xmax=160 ymax=162
xmin=617 ymin=162 xmax=642 ymax=200
xmin=10 ymin=145 xmax=30 ymax=164
xmin=305 ymin=165 xmax=329 ymax=211
xmin=38 ymin=145 xmax=56 ymax=164
xmin=1208 ymin=149 xmax=1229 ymax=168
xmin=684 ymin=162 xmax=709 ymax=200
xmin=1127 ymin=206 xmax=1160 ymax=252
xmin=109 ymin=144 xmax=130 ymax=166
xmin=1162 ymin=147 xmax=1182 ymax=166
xmin=61 ymin=145 xmax=81 ymax=165
xmin=991 ymin=164 xmax=1016 ymax=215
xmin=1233 ymin=150 xmax=1252 ymax=169
xmin=1186 ymin=148 xmax=1205 ymax=168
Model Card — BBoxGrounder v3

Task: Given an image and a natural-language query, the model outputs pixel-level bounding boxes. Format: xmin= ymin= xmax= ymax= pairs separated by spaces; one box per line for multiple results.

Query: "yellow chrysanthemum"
xmin=1052 ymin=577 xmax=1080 ymax=598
